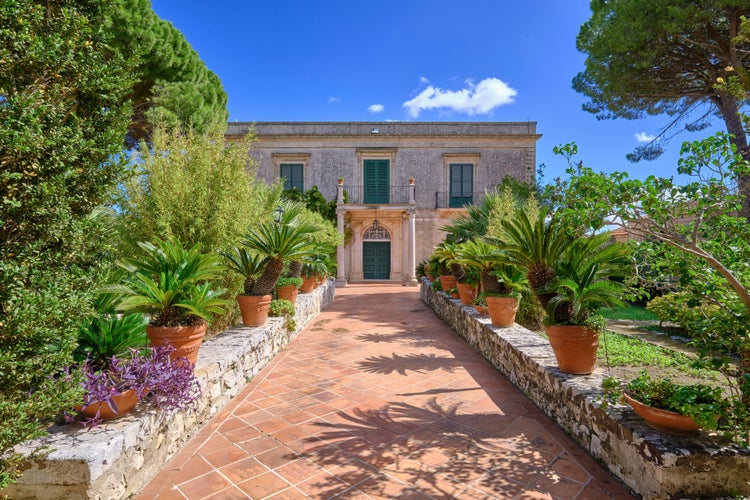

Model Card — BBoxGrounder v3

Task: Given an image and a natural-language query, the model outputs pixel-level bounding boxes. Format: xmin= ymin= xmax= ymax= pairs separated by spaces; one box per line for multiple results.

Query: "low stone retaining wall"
xmin=421 ymin=282 xmax=750 ymax=499
xmin=3 ymin=281 xmax=335 ymax=500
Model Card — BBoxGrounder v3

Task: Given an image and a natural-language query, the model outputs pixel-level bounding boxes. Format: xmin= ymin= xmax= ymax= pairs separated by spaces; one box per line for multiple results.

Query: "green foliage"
xmin=0 ymin=0 xmax=134 ymax=487
xmin=106 ymin=0 xmax=228 ymax=146
xmin=646 ymin=293 xmax=719 ymax=331
xmin=597 ymin=304 xmax=658 ymax=321
xmin=275 ymin=277 xmax=303 ymax=289
xmin=241 ymin=202 xmax=320 ymax=296
xmin=74 ymin=312 xmax=148 ymax=370
xmin=283 ymin=186 xmax=337 ymax=224
xmin=574 ymin=0 xmax=750 ymax=169
xmin=115 ymin=124 xmax=271 ymax=331
xmin=268 ymin=299 xmax=296 ymax=332
xmin=107 ymin=238 xmax=229 ymax=327
xmin=219 ymin=248 xmax=268 ymax=296
xmin=603 ymin=371 xmax=725 ymax=430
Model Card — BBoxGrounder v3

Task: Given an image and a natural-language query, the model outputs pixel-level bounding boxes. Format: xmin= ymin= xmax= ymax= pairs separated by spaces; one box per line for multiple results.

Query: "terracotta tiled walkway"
xmin=136 ymin=285 xmax=633 ymax=499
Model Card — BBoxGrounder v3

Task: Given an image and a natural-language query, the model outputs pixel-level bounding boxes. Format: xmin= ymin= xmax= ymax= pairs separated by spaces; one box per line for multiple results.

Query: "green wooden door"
xmin=363 ymin=241 xmax=390 ymax=279
xmin=363 ymin=159 xmax=389 ymax=204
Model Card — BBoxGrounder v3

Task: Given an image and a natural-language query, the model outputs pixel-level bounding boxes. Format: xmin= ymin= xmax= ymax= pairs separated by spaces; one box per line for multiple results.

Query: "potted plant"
xmin=472 ymin=292 xmax=488 ymax=316
xmin=73 ymin=344 xmax=200 ymax=427
xmin=106 ymin=238 xmax=229 ymax=366
xmin=238 ymin=202 xmax=317 ymax=325
xmin=300 ymin=258 xmax=327 ymax=293
xmin=485 ymin=264 xmax=528 ymax=328
xmin=268 ymin=298 xmax=297 ymax=332
xmin=432 ymin=242 xmax=464 ymax=292
xmin=275 ymin=276 xmax=303 ymax=304
xmin=220 ymin=247 xmax=270 ymax=326
xmin=602 ymin=372 xmax=724 ymax=436
xmin=541 ymin=235 xmax=628 ymax=374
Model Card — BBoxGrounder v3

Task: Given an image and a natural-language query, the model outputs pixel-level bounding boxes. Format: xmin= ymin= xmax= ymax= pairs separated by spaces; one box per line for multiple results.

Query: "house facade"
xmin=225 ymin=122 xmax=540 ymax=287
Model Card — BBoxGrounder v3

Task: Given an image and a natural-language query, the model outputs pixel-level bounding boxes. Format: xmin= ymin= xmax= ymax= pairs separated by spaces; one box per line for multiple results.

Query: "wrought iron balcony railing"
xmin=340 ymin=185 xmax=413 ymax=205
xmin=434 ymin=191 xmax=486 ymax=209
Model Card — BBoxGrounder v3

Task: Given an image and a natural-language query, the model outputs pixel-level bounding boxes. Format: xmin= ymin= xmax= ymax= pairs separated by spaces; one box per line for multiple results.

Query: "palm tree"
xmin=241 ymin=208 xmax=318 ymax=297
xmin=432 ymin=241 xmax=467 ymax=283
xmin=220 ymin=247 xmax=268 ymax=295
xmin=493 ymin=208 xmax=574 ymax=311
xmin=455 ymin=239 xmax=504 ymax=295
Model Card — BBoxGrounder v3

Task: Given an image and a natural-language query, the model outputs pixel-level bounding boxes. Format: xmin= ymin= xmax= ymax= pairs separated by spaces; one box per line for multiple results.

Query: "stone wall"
xmin=421 ymin=281 xmax=750 ymax=499
xmin=2 ymin=281 xmax=335 ymax=500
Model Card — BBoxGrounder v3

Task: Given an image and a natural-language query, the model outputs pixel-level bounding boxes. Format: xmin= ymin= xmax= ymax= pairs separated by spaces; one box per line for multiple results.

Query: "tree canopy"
xmin=574 ymin=1 xmax=750 ymax=164
xmin=107 ymin=0 xmax=228 ymax=146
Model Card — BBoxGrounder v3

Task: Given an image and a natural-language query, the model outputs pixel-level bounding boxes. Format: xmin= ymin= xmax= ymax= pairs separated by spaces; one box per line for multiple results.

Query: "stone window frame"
xmin=272 ymin=153 xmax=310 ymax=191
xmin=442 ymin=153 xmax=481 ymax=203
xmin=356 ymin=148 xmax=397 ymax=184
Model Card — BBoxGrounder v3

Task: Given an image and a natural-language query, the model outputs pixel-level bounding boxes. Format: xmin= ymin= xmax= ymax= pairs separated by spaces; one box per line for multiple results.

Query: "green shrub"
xmin=269 ymin=299 xmax=296 ymax=332
xmin=115 ymin=124 xmax=274 ymax=333
xmin=646 ymin=292 xmax=719 ymax=333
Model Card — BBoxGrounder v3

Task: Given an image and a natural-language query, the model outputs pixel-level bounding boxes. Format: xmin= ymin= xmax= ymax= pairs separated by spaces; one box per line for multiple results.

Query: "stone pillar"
xmin=335 ymin=207 xmax=347 ymax=288
xmin=406 ymin=209 xmax=417 ymax=286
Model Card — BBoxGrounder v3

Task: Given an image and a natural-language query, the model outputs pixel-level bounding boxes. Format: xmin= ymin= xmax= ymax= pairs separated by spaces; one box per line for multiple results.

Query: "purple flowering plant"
xmin=73 ymin=343 xmax=200 ymax=427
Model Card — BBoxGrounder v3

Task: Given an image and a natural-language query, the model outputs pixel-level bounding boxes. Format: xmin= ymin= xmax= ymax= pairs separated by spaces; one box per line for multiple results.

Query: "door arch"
xmin=362 ymin=220 xmax=391 ymax=280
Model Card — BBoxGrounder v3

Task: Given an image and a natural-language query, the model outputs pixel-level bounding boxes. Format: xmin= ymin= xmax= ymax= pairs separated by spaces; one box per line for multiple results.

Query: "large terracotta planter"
xmin=440 ymin=274 xmax=457 ymax=292
xmin=276 ymin=285 xmax=298 ymax=304
xmin=147 ymin=322 xmax=207 ymax=366
xmin=237 ymin=294 xmax=272 ymax=327
xmin=623 ymin=393 xmax=702 ymax=436
xmin=456 ymin=283 xmax=476 ymax=305
xmin=544 ymin=325 xmax=599 ymax=375
xmin=77 ymin=389 xmax=139 ymax=421
xmin=300 ymin=276 xmax=316 ymax=293
xmin=486 ymin=296 xmax=519 ymax=328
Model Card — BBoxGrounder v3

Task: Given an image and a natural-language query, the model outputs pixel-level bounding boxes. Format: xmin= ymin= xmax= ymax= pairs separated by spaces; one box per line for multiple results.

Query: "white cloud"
xmin=328 ymin=97 xmax=340 ymax=103
xmin=419 ymin=76 xmax=430 ymax=85
xmin=368 ymin=104 xmax=384 ymax=114
xmin=635 ymin=132 xmax=656 ymax=143
xmin=403 ymin=77 xmax=517 ymax=118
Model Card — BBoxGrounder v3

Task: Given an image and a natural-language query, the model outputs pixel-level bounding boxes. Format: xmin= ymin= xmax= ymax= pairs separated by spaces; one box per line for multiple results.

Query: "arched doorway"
xmin=362 ymin=220 xmax=391 ymax=280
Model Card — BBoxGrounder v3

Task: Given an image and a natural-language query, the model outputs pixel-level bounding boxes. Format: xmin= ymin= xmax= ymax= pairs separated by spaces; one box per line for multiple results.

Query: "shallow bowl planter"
xmin=77 ymin=389 xmax=139 ymax=421
xmin=486 ymin=296 xmax=519 ymax=328
xmin=544 ymin=325 xmax=599 ymax=375
xmin=147 ymin=322 xmax=207 ymax=366
xmin=237 ymin=294 xmax=273 ymax=327
xmin=623 ymin=393 xmax=702 ymax=436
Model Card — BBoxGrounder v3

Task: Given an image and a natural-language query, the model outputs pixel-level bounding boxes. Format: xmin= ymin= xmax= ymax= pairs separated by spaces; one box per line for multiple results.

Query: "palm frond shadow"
xmin=357 ymin=353 xmax=464 ymax=375
xmin=299 ymin=398 xmax=572 ymax=498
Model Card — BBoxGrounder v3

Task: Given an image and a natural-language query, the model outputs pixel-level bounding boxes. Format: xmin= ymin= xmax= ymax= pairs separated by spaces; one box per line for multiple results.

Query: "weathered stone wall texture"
xmin=421 ymin=281 xmax=750 ymax=499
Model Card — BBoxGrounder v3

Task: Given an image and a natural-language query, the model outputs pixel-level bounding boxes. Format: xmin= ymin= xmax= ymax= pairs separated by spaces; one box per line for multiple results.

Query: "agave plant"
xmin=106 ymin=238 xmax=229 ymax=327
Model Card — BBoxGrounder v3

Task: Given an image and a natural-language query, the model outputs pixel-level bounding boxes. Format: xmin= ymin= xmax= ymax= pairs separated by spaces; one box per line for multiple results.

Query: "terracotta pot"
xmin=77 ymin=389 xmax=139 ymax=421
xmin=440 ymin=275 xmax=457 ymax=291
xmin=313 ymin=274 xmax=325 ymax=288
xmin=623 ymin=393 xmax=701 ymax=436
xmin=300 ymin=276 xmax=316 ymax=293
xmin=237 ymin=294 xmax=272 ymax=327
xmin=147 ymin=322 xmax=207 ymax=366
xmin=276 ymin=285 xmax=298 ymax=304
xmin=544 ymin=325 xmax=599 ymax=375
xmin=473 ymin=305 xmax=488 ymax=315
xmin=486 ymin=296 xmax=519 ymax=328
xmin=456 ymin=283 xmax=477 ymax=306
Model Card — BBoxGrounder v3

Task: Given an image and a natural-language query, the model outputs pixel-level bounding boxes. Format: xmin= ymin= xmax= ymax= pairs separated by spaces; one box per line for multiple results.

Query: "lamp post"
xmin=273 ymin=206 xmax=284 ymax=224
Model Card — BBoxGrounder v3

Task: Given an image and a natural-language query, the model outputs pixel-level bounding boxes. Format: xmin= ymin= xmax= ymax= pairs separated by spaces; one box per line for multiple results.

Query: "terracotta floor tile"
xmin=201 ymin=485 xmax=249 ymax=499
xmin=236 ymin=471 xmax=292 ymax=498
xmin=218 ymin=456 xmax=268 ymax=483
xmin=136 ymin=285 xmax=634 ymax=499
xmin=175 ymin=470 xmax=233 ymax=499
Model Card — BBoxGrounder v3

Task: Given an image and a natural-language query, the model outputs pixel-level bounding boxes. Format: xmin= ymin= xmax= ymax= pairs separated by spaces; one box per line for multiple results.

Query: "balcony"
xmin=339 ymin=185 xmax=413 ymax=205
xmin=434 ymin=191 xmax=486 ymax=209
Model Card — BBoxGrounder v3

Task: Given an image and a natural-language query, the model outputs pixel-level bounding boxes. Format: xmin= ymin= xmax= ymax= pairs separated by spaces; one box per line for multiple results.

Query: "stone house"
xmin=225 ymin=122 xmax=540 ymax=286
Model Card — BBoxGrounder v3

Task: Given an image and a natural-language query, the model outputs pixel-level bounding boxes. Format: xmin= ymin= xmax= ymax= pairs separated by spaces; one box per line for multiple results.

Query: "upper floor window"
xmin=449 ymin=163 xmax=474 ymax=208
xmin=280 ymin=163 xmax=304 ymax=191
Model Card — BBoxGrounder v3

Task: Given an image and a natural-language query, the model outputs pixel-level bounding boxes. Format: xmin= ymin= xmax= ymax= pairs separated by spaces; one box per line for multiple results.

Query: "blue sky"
xmin=151 ymin=0 xmax=724 ymax=184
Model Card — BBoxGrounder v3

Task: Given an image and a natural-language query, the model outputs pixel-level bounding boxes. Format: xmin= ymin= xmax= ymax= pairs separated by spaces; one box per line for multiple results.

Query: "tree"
xmin=106 ymin=0 xmax=228 ymax=146
xmin=546 ymin=134 xmax=750 ymax=443
xmin=0 ymin=0 xmax=134 ymax=486
xmin=574 ymin=1 xmax=750 ymax=211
